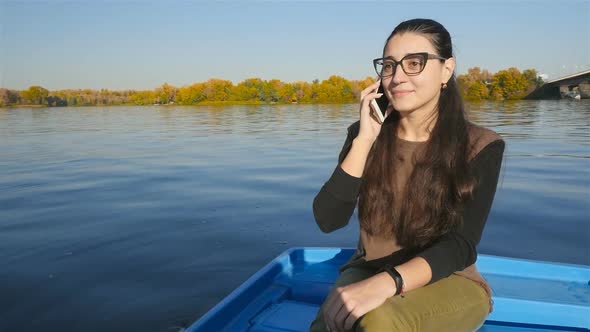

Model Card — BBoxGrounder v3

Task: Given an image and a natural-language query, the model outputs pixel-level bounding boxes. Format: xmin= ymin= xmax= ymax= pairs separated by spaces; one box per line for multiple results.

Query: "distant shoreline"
xmin=0 ymin=67 xmax=544 ymax=108
xmin=0 ymin=101 xmax=362 ymax=109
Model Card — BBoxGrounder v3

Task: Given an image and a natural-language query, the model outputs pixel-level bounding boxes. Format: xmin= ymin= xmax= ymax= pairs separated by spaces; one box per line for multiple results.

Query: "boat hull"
xmin=188 ymin=248 xmax=590 ymax=331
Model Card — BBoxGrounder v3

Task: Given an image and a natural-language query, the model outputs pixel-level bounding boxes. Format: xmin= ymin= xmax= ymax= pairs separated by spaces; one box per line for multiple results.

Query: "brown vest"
xmin=359 ymin=122 xmax=501 ymax=314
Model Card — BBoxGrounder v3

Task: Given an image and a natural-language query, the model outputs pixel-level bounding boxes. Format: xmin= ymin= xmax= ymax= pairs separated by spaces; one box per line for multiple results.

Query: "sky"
xmin=1 ymin=0 xmax=589 ymax=91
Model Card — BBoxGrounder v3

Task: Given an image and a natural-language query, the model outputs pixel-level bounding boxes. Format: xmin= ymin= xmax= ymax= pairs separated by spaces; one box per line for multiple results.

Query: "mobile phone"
xmin=369 ymin=84 xmax=389 ymax=123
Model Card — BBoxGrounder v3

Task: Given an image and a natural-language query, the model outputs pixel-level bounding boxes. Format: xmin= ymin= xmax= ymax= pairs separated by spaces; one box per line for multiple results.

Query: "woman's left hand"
xmin=322 ymin=272 xmax=397 ymax=332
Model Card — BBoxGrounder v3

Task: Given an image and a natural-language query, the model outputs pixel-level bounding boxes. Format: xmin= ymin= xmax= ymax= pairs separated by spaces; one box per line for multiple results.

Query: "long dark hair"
xmin=358 ymin=19 xmax=476 ymax=249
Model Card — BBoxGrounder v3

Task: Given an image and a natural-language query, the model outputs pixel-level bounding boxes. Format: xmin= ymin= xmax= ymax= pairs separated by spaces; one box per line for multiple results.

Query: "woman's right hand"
xmin=357 ymin=79 xmax=392 ymax=144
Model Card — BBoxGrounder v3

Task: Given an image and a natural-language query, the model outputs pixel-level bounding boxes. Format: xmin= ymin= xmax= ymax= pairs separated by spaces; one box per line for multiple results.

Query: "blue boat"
xmin=188 ymin=248 xmax=590 ymax=332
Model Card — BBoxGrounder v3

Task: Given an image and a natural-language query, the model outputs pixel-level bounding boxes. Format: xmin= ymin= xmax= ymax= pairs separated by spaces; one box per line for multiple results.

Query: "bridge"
xmin=527 ymin=69 xmax=590 ymax=99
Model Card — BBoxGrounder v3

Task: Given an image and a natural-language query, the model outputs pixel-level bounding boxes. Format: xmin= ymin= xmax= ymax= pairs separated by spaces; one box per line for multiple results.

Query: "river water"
xmin=1 ymin=100 xmax=588 ymax=331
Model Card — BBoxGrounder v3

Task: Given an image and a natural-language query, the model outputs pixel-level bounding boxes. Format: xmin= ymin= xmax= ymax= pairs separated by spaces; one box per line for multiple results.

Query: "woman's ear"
xmin=442 ymin=57 xmax=456 ymax=83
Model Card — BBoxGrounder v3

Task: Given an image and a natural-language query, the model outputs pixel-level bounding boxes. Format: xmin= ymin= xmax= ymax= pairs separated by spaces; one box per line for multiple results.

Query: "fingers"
xmin=344 ymin=309 xmax=362 ymax=331
xmin=324 ymin=306 xmax=338 ymax=332
xmin=323 ymin=291 xmax=338 ymax=332
xmin=334 ymin=303 xmax=351 ymax=331
xmin=362 ymin=91 xmax=384 ymax=121
xmin=369 ymin=106 xmax=382 ymax=125
xmin=324 ymin=287 xmax=346 ymax=332
xmin=360 ymin=79 xmax=381 ymax=101
xmin=324 ymin=287 xmax=361 ymax=332
xmin=362 ymin=91 xmax=383 ymax=108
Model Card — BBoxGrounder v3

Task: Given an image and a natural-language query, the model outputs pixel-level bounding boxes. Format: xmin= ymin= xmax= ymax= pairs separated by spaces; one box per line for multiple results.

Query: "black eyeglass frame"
xmin=373 ymin=52 xmax=448 ymax=78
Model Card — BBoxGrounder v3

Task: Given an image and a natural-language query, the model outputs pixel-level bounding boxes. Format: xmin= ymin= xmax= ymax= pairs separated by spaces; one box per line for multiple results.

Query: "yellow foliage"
xmin=5 ymin=67 xmax=540 ymax=107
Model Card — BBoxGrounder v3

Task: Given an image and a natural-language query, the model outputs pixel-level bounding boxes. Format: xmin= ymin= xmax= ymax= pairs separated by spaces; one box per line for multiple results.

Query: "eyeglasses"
xmin=373 ymin=52 xmax=447 ymax=78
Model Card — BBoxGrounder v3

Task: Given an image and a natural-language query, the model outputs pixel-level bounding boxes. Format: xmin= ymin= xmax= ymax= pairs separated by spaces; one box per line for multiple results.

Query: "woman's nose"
xmin=391 ymin=63 xmax=409 ymax=84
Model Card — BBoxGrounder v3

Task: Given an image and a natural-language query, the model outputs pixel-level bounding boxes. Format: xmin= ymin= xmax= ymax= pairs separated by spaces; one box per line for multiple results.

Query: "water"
xmin=0 ymin=101 xmax=589 ymax=331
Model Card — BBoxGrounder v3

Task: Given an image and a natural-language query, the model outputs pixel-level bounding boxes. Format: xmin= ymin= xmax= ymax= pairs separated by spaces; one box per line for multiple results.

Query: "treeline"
xmin=458 ymin=67 xmax=543 ymax=101
xmin=0 ymin=76 xmax=373 ymax=107
xmin=0 ymin=68 xmax=543 ymax=107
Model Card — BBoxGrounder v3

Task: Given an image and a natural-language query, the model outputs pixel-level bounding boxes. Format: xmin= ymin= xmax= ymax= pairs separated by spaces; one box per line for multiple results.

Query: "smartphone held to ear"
xmin=369 ymin=84 xmax=390 ymax=123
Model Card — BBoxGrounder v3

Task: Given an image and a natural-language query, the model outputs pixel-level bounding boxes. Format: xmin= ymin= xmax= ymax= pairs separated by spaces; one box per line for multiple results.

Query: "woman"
xmin=310 ymin=19 xmax=505 ymax=332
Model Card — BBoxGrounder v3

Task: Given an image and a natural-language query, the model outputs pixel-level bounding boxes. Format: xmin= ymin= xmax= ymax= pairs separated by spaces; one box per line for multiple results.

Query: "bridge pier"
xmin=579 ymin=83 xmax=590 ymax=99
xmin=527 ymin=70 xmax=590 ymax=99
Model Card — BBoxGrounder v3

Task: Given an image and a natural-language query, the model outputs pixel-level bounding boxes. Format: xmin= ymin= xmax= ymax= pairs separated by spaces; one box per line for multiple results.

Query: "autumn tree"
xmin=177 ymin=83 xmax=206 ymax=104
xmin=277 ymin=82 xmax=296 ymax=103
xmin=3 ymin=68 xmax=542 ymax=107
xmin=457 ymin=67 xmax=493 ymax=101
xmin=0 ymin=88 xmax=19 ymax=106
xmin=265 ymin=79 xmax=283 ymax=102
xmin=130 ymin=91 xmax=157 ymax=105
xmin=234 ymin=78 xmax=264 ymax=101
xmin=291 ymin=81 xmax=313 ymax=103
xmin=21 ymin=86 xmax=49 ymax=105
xmin=350 ymin=77 xmax=377 ymax=100
xmin=490 ymin=67 xmax=530 ymax=100
xmin=314 ymin=76 xmax=356 ymax=103
xmin=204 ymin=79 xmax=233 ymax=101
xmin=155 ymin=83 xmax=177 ymax=104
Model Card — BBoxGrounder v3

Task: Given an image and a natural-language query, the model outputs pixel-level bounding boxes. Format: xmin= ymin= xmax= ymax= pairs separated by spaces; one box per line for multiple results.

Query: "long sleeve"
xmin=416 ymin=139 xmax=505 ymax=284
xmin=312 ymin=122 xmax=363 ymax=233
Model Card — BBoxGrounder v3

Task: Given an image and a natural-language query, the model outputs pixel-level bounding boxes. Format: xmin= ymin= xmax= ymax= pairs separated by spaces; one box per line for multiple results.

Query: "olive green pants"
xmin=310 ymin=263 xmax=490 ymax=332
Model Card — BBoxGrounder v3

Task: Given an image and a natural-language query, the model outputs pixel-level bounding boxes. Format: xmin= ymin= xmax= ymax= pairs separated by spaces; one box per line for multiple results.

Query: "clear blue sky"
xmin=1 ymin=0 xmax=589 ymax=91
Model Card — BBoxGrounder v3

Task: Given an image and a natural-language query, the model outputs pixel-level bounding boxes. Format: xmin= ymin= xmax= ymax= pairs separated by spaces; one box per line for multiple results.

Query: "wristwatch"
xmin=378 ymin=264 xmax=405 ymax=297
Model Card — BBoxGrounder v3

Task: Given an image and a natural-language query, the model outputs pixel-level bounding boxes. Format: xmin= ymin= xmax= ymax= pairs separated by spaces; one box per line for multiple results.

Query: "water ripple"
xmin=0 ymin=100 xmax=589 ymax=331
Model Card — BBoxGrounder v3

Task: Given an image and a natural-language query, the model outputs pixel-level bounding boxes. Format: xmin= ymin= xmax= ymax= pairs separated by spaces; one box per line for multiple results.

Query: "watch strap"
xmin=378 ymin=264 xmax=405 ymax=296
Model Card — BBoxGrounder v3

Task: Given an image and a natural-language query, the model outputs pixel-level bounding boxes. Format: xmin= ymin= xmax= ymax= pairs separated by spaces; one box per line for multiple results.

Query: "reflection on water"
xmin=0 ymin=100 xmax=589 ymax=331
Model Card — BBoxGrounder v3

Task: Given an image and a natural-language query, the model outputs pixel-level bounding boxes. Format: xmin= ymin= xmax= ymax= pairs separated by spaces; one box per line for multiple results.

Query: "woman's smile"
xmin=392 ymin=90 xmax=414 ymax=98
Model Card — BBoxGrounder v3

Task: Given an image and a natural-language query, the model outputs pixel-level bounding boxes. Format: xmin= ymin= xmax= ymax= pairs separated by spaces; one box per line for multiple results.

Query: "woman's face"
xmin=381 ymin=32 xmax=454 ymax=114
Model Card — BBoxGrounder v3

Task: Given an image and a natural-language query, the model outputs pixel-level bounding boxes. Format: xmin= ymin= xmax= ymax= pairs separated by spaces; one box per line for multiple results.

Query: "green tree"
xmin=522 ymin=69 xmax=543 ymax=89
